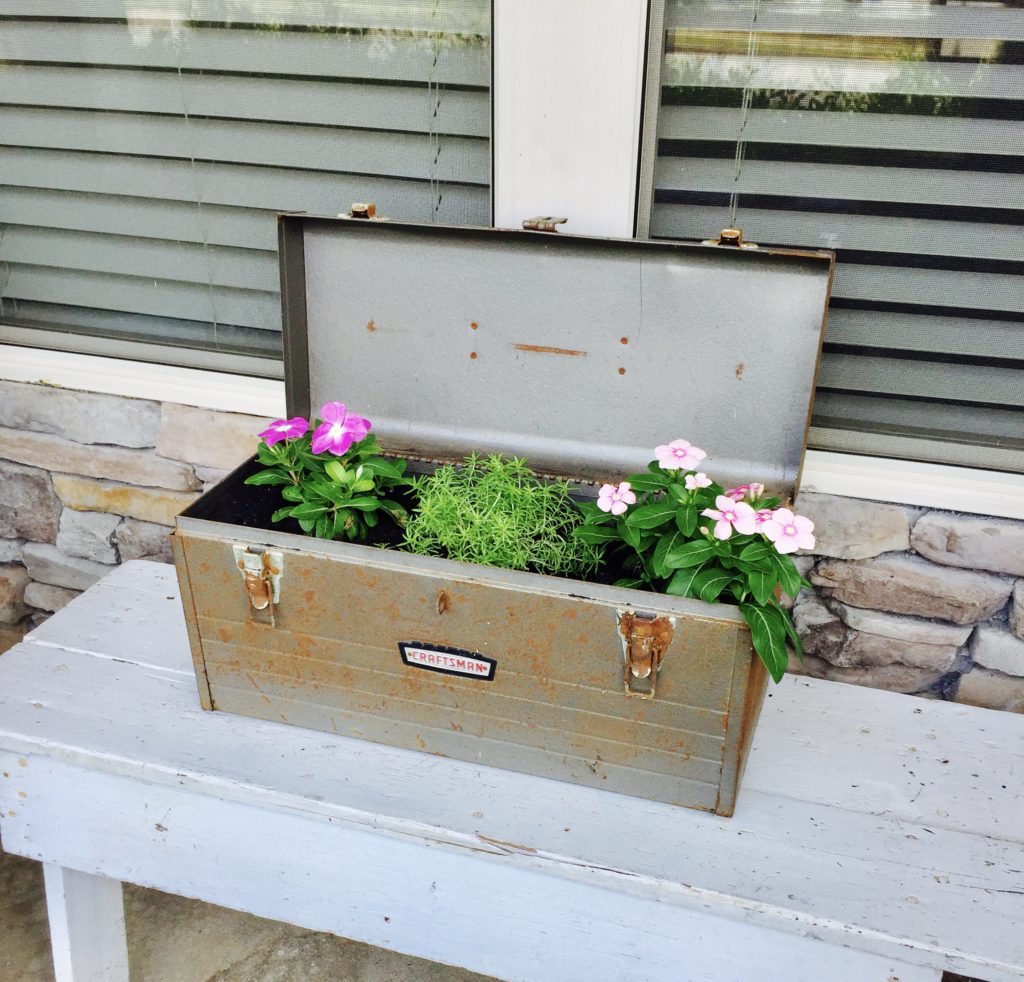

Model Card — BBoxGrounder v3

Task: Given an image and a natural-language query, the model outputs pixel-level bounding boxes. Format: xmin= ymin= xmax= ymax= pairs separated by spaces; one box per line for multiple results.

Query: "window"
xmin=0 ymin=1 xmax=491 ymax=375
xmin=640 ymin=0 xmax=1024 ymax=473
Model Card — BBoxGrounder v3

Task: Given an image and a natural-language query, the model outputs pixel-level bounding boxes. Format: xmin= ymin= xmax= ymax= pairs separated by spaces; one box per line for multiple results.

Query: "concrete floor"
xmin=0 ymin=846 xmax=493 ymax=982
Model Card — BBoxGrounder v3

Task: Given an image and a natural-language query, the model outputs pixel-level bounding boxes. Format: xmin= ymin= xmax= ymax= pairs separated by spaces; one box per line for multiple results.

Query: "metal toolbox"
xmin=172 ymin=216 xmax=832 ymax=816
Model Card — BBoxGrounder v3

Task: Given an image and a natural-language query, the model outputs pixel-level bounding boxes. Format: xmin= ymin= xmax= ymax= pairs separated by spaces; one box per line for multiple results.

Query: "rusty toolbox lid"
xmin=279 ymin=215 xmax=833 ymax=497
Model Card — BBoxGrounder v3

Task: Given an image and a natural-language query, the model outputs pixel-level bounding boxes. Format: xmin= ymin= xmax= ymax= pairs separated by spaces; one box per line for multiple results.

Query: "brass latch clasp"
xmin=703 ymin=227 xmax=758 ymax=249
xmin=233 ymin=545 xmax=284 ymax=626
xmin=617 ymin=610 xmax=675 ymax=699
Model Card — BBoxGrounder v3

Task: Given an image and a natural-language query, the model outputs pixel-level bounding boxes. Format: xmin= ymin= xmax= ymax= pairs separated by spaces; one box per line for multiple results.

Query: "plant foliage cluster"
xmin=402 ymin=453 xmax=602 ymax=576
xmin=247 ymin=405 xmax=815 ymax=682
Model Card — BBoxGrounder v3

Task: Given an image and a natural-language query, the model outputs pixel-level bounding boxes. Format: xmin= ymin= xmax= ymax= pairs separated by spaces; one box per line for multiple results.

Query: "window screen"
xmin=0 ymin=1 xmax=491 ymax=373
xmin=642 ymin=0 xmax=1024 ymax=473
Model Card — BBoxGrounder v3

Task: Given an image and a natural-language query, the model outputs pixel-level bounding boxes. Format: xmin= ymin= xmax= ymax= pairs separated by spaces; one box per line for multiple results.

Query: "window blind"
xmin=645 ymin=0 xmax=1024 ymax=473
xmin=0 ymin=1 xmax=491 ymax=369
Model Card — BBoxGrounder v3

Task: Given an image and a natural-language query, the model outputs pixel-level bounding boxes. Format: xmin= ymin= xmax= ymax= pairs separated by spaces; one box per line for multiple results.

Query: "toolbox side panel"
xmin=179 ymin=530 xmax=756 ymax=813
xmin=171 ymin=531 xmax=213 ymax=711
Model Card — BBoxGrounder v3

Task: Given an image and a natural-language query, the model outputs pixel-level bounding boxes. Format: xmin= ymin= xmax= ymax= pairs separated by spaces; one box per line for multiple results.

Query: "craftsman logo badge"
xmin=398 ymin=642 xmax=496 ymax=681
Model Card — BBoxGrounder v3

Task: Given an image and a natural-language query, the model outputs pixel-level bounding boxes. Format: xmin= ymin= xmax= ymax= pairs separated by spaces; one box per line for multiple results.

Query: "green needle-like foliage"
xmin=403 ymin=454 xmax=601 ymax=576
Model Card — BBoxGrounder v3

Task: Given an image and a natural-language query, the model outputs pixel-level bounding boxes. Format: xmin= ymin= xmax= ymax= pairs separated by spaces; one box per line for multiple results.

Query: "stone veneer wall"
xmin=2 ymin=379 xmax=1023 ymax=713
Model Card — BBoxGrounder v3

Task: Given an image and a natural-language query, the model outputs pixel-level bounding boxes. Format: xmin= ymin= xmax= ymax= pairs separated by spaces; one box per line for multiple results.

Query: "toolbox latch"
xmin=617 ymin=610 xmax=675 ymax=699
xmin=522 ymin=216 xmax=567 ymax=233
xmin=233 ymin=545 xmax=284 ymax=626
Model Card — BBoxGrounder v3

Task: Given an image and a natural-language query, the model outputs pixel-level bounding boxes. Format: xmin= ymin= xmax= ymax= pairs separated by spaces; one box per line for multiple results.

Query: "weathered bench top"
xmin=1 ymin=561 xmax=1021 ymax=981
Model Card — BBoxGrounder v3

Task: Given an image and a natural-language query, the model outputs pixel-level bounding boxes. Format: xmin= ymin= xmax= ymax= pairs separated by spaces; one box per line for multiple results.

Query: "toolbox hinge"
xmin=616 ymin=610 xmax=676 ymax=699
xmin=704 ymin=227 xmax=758 ymax=250
xmin=522 ymin=216 xmax=568 ymax=233
xmin=233 ymin=545 xmax=284 ymax=627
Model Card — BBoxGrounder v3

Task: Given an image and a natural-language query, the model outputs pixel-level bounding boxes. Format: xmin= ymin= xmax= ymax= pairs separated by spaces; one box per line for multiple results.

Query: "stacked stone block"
xmin=2 ymin=378 xmax=1023 ymax=715
xmin=0 ymin=380 xmax=267 ymax=648
xmin=790 ymin=493 xmax=1024 ymax=713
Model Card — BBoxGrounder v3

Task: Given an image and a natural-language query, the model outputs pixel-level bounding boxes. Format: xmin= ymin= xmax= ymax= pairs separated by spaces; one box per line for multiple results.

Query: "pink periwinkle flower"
xmin=684 ymin=472 xmax=712 ymax=491
xmin=311 ymin=401 xmax=371 ymax=456
xmin=725 ymin=483 xmax=765 ymax=501
xmin=655 ymin=439 xmax=707 ymax=472
xmin=701 ymin=495 xmax=757 ymax=541
xmin=755 ymin=508 xmax=774 ymax=526
xmin=597 ymin=482 xmax=636 ymax=516
xmin=761 ymin=508 xmax=815 ymax=554
xmin=259 ymin=416 xmax=309 ymax=447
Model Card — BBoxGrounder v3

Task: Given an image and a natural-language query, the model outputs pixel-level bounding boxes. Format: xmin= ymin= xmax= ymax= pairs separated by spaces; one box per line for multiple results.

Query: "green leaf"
xmin=314 ymin=515 xmax=330 ymax=539
xmin=324 ymin=460 xmax=348 ymax=483
xmin=770 ymin=551 xmax=803 ymax=598
xmin=280 ymin=485 xmax=304 ymax=502
xmin=664 ymin=537 xmax=716 ymax=569
xmin=625 ymin=473 xmax=670 ymax=493
xmin=650 ymin=532 xmax=675 ymax=579
xmin=573 ymin=525 xmax=621 ymax=545
xmin=577 ymin=501 xmax=609 ymax=523
xmin=291 ymin=502 xmax=328 ymax=520
xmin=614 ymin=577 xmax=649 ymax=590
xmin=779 ymin=603 xmax=804 ymax=661
xmin=270 ymin=506 xmax=295 ymax=523
xmin=244 ymin=470 xmax=291 ymax=486
xmin=333 ymin=509 xmax=351 ymax=537
xmin=618 ymin=518 xmax=641 ymax=550
xmin=675 ymin=505 xmax=698 ymax=536
xmin=625 ymin=500 xmax=676 ymax=530
xmin=344 ymin=496 xmax=383 ymax=511
xmin=353 ymin=479 xmax=375 ymax=492
xmin=746 ymin=566 xmax=775 ymax=606
xmin=297 ymin=517 xmax=315 ymax=533
xmin=692 ymin=567 xmax=735 ymax=603
xmin=739 ymin=540 xmax=772 ymax=565
xmin=740 ymin=603 xmax=789 ymax=684
xmin=666 ymin=564 xmax=706 ymax=598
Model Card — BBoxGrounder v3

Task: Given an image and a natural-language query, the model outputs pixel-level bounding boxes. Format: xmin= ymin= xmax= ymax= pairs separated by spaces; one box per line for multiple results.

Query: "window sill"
xmin=2 ymin=345 xmax=1022 ymax=520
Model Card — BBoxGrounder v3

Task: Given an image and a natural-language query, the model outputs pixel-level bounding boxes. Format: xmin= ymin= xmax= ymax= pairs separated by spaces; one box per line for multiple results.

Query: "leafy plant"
xmin=574 ymin=439 xmax=814 ymax=683
xmin=403 ymin=453 xmax=601 ymax=576
xmin=245 ymin=402 xmax=408 ymax=541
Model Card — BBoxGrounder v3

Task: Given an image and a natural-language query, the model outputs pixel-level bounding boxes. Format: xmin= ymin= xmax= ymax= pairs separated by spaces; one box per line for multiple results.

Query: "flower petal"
xmin=318 ymin=401 xmax=347 ymax=424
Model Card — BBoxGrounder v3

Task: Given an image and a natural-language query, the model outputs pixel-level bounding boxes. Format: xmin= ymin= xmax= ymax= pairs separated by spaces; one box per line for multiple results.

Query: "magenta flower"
xmin=655 ymin=439 xmax=707 ymax=472
xmin=761 ymin=508 xmax=815 ymax=554
xmin=684 ymin=472 xmax=712 ymax=491
xmin=701 ymin=494 xmax=757 ymax=540
xmin=597 ymin=482 xmax=636 ymax=516
xmin=311 ymin=402 xmax=371 ymax=456
xmin=259 ymin=416 xmax=309 ymax=447
xmin=725 ymin=483 xmax=765 ymax=501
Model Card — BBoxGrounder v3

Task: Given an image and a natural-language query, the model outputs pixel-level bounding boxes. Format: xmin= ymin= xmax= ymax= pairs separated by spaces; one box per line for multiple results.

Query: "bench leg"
xmin=43 ymin=864 xmax=130 ymax=982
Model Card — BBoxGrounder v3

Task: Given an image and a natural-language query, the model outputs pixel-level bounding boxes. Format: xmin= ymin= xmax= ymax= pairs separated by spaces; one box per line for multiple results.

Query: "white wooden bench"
xmin=0 ymin=561 xmax=1021 ymax=982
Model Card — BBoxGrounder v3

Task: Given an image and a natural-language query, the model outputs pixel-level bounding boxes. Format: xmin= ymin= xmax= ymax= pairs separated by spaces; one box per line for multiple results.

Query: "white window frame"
xmin=2 ymin=0 xmax=1022 ymax=519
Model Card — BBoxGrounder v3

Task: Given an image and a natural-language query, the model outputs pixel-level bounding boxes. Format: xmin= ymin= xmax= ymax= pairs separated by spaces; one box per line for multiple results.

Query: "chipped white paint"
xmin=2 ymin=562 xmax=1022 ymax=981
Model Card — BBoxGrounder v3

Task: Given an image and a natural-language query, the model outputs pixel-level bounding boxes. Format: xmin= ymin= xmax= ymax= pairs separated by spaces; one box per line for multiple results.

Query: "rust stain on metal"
xmin=735 ymin=362 xmax=745 ymax=379
xmin=470 ymin=321 xmax=479 ymax=330
xmin=620 ymin=336 xmax=629 ymax=345
xmin=450 ymin=722 xmax=463 ymax=732
xmin=514 ymin=343 xmax=586 ymax=357
xmin=366 ymin=319 xmax=377 ymax=332
xmin=436 ymin=589 xmax=451 ymax=615
xmin=618 ymin=367 xmax=626 ymax=375
xmin=470 ymin=351 xmax=478 ymax=360
xmin=217 ymin=627 xmax=232 ymax=643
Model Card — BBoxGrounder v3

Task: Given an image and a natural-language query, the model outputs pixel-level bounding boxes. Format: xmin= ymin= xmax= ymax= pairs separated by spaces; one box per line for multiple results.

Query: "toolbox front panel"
xmin=179 ymin=529 xmax=757 ymax=812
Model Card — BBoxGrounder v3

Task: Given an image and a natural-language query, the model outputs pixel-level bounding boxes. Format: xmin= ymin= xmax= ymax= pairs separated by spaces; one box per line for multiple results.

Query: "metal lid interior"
xmin=286 ymin=217 xmax=832 ymax=498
